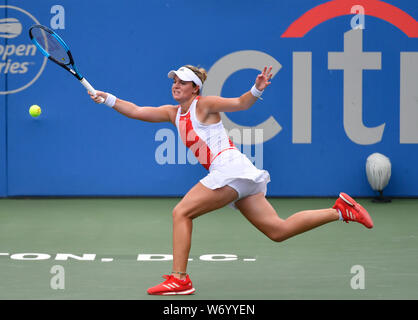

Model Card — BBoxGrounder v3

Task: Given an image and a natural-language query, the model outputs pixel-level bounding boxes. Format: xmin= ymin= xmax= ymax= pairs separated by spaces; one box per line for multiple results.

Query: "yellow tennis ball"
xmin=29 ymin=105 xmax=41 ymax=118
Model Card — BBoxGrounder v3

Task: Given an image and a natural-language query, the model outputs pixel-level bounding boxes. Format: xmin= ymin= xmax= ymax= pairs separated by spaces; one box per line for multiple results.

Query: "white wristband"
xmin=250 ymin=85 xmax=263 ymax=99
xmin=104 ymin=93 xmax=116 ymax=108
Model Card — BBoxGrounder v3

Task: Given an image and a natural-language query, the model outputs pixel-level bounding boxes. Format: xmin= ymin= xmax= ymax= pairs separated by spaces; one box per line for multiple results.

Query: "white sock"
xmin=337 ymin=209 xmax=343 ymax=221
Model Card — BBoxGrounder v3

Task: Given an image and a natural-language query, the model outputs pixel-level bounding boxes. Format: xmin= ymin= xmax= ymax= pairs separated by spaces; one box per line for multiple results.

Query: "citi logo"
xmin=203 ymin=0 xmax=418 ymax=145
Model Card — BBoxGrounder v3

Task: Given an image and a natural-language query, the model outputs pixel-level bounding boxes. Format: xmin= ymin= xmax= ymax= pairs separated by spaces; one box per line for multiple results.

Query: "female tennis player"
xmin=89 ymin=65 xmax=373 ymax=295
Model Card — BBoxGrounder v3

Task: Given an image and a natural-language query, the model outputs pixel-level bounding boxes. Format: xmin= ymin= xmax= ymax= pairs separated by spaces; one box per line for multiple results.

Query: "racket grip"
xmin=80 ymin=78 xmax=105 ymax=103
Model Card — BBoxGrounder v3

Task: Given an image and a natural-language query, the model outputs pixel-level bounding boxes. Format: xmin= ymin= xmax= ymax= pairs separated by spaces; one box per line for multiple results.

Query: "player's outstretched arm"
xmin=201 ymin=66 xmax=273 ymax=114
xmin=89 ymin=91 xmax=177 ymax=123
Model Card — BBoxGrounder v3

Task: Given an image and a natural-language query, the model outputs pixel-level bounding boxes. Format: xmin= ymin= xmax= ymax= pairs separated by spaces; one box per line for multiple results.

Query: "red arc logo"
xmin=281 ymin=0 xmax=418 ymax=38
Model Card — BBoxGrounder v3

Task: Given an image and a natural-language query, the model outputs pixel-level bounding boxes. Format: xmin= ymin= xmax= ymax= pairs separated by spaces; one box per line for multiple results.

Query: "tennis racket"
xmin=29 ymin=24 xmax=104 ymax=102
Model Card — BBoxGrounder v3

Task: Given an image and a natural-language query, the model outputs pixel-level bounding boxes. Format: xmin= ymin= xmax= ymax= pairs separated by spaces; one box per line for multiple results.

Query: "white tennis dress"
xmin=175 ymin=97 xmax=270 ymax=208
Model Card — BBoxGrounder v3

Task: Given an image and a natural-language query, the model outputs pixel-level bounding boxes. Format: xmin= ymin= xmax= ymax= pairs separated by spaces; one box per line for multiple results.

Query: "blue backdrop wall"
xmin=1 ymin=0 xmax=417 ymax=197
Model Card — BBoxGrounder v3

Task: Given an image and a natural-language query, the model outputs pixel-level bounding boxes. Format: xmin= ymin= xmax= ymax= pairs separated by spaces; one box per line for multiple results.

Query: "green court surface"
xmin=0 ymin=197 xmax=417 ymax=300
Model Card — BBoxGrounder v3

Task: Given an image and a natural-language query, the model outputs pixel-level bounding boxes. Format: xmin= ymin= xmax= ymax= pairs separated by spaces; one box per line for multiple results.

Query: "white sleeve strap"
xmin=250 ymin=85 xmax=264 ymax=99
xmin=104 ymin=93 xmax=117 ymax=108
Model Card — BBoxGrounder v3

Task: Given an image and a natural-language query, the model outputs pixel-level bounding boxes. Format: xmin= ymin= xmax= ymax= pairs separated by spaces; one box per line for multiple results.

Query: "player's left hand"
xmin=255 ymin=66 xmax=273 ymax=91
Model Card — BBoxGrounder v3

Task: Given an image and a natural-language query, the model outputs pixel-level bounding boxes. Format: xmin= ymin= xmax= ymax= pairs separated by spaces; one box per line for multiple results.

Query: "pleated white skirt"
xmin=200 ymin=149 xmax=270 ymax=209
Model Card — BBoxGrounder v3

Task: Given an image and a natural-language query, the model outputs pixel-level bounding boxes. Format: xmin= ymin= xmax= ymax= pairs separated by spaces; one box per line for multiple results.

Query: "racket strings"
xmin=31 ymin=27 xmax=71 ymax=65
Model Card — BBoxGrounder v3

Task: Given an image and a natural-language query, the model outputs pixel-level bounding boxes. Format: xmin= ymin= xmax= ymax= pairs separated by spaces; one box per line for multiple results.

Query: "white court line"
xmin=101 ymin=258 xmax=114 ymax=262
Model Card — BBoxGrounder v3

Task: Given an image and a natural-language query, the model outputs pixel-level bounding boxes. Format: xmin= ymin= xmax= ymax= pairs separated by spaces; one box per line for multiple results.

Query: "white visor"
xmin=168 ymin=66 xmax=203 ymax=90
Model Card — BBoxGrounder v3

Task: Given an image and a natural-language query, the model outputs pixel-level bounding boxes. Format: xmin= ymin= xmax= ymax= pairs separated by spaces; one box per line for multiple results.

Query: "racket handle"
xmin=80 ymin=78 xmax=105 ymax=103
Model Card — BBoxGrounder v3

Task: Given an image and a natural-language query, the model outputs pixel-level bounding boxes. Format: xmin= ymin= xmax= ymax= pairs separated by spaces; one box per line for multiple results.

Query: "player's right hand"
xmin=88 ymin=90 xmax=107 ymax=104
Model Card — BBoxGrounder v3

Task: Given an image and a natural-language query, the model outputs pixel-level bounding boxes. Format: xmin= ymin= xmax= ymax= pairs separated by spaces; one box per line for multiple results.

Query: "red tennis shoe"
xmin=147 ymin=274 xmax=195 ymax=295
xmin=333 ymin=192 xmax=374 ymax=229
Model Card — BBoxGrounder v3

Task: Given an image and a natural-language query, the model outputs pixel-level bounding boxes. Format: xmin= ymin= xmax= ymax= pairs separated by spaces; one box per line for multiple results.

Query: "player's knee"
xmin=172 ymin=206 xmax=182 ymax=220
xmin=172 ymin=206 xmax=192 ymax=221
xmin=267 ymin=231 xmax=288 ymax=243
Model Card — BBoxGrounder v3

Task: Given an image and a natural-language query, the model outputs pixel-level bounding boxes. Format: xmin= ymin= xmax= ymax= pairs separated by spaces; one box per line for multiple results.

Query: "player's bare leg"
xmin=171 ymin=182 xmax=238 ymax=278
xmin=235 ymin=193 xmax=339 ymax=242
xmin=147 ymin=183 xmax=238 ymax=295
